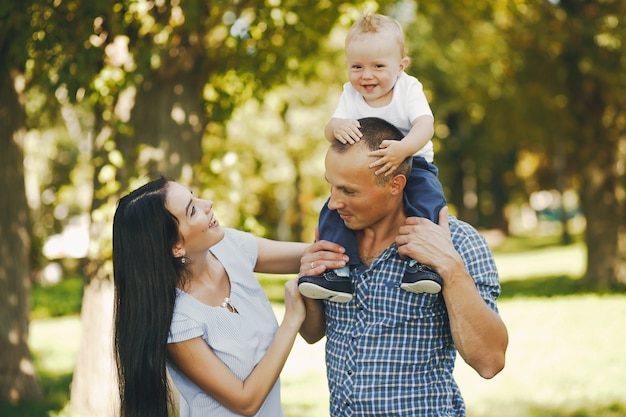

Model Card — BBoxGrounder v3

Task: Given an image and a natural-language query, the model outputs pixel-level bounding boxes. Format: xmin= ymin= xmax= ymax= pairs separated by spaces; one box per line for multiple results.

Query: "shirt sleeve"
xmin=168 ymin=309 xmax=203 ymax=344
xmin=405 ymin=74 xmax=434 ymax=123
xmin=221 ymin=228 xmax=258 ymax=270
xmin=450 ymin=217 xmax=502 ymax=312
xmin=331 ymin=82 xmax=356 ymax=119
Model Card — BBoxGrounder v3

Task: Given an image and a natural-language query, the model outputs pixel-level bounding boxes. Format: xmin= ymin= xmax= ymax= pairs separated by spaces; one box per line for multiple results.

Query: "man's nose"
xmin=327 ymin=193 xmax=342 ymax=210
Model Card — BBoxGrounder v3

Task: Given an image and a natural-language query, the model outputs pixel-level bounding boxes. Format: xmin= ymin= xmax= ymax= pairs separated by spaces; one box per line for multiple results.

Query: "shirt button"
xmin=343 ymin=400 xmax=351 ymax=407
xmin=347 ymin=370 xmax=353 ymax=375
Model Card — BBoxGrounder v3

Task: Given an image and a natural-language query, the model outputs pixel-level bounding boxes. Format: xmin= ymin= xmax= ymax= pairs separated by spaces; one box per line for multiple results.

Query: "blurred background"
xmin=1 ymin=0 xmax=625 ymax=416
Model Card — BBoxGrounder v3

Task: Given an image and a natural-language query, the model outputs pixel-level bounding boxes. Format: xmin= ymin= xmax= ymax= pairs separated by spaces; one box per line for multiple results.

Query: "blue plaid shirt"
xmin=323 ymin=216 xmax=501 ymax=417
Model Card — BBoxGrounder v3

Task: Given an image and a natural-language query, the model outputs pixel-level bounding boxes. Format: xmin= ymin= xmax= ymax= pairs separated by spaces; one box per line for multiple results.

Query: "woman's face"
xmin=165 ymin=182 xmax=224 ymax=257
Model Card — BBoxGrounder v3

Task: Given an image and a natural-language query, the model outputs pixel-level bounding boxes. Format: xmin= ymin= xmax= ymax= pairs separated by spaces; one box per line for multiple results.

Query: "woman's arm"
xmin=167 ymin=279 xmax=305 ymax=416
xmin=254 ymin=237 xmax=309 ymax=274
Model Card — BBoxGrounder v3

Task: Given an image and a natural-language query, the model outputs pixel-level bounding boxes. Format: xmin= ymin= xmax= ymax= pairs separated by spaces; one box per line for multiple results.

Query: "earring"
xmin=180 ymin=257 xmax=186 ymax=265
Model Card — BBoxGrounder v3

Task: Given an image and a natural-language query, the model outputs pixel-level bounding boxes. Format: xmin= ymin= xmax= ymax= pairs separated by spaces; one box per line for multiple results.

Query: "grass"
xmin=455 ymin=295 xmax=626 ymax=417
xmin=0 ymin=317 xmax=78 ymax=417
xmin=278 ymin=295 xmax=626 ymax=417
xmin=8 ymin=231 xmax=626 ymax=417
xmin=31 ymin=276 xmax=84 ymax=319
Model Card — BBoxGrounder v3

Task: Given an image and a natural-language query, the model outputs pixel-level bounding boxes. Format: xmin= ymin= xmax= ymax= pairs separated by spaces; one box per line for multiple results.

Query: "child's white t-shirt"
xmin=332 ymin=71 xmax=435 ymax=162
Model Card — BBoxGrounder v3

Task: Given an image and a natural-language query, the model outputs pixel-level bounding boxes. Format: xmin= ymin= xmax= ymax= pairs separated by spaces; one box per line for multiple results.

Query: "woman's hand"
xmin=282 ymin=279 xmax=306 ymax=328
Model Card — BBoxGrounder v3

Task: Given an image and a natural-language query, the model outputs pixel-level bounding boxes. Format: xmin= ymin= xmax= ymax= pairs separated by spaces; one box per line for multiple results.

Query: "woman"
xmin=112 ymin=177 xmax=308 ymax=417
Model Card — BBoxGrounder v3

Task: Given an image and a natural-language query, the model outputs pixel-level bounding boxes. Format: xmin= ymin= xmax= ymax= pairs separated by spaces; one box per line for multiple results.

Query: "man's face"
xmin=324 ymin=144 xmax=396 ymax=231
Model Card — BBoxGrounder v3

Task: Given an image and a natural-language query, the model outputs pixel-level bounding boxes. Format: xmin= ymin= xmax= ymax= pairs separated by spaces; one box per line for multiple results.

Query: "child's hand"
xmin=333 ymin=119 xmax=362 ymax=144
xmin=368 ymin=140 xmax=413 ymax=176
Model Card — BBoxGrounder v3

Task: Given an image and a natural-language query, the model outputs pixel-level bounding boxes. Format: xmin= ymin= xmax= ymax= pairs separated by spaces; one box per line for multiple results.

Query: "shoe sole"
xmin=400 ymin=281 xmax=442 ymax=294
xmin=298 ymin=283 xmax=353 ymax=303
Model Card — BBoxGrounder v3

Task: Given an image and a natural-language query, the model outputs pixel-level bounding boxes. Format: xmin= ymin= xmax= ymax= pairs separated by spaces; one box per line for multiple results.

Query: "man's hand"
xmin=299 ymin=240 xmax=349 ymax=278
xmin=395 ymin=207 xmax=461 ymax=273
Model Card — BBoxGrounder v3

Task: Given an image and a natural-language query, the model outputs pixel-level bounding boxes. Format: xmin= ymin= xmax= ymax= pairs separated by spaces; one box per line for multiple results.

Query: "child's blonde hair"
xmin=345 ymin=13 xmax=408 ymax=59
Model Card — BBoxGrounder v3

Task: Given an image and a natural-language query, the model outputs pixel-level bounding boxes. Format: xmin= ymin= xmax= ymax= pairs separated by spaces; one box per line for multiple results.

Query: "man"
xmin=299 ymin=117 xmax=508 ymax=416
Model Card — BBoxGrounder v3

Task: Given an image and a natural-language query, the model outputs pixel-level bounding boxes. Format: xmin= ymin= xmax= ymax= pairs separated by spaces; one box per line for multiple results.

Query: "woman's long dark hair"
xmin=112 ymin=177 xmax=187 ymax=417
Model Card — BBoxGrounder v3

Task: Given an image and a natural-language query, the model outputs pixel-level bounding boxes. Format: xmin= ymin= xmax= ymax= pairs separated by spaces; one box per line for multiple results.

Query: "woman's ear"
xmin=172 ymin=242 xmax=185 ymax=259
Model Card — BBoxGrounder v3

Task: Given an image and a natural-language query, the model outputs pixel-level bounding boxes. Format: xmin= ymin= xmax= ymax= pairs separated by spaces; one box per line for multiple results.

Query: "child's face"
xmin=345 ymin=31 xmax=408 ymax=108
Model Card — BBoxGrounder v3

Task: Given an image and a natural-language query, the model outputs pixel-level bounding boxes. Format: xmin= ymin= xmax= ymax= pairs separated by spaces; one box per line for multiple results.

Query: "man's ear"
xmin=390 ymin=174 xmax=407 ymax=195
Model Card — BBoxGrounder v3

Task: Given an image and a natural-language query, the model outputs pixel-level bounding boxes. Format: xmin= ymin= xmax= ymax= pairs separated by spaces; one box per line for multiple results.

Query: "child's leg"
xmin=400 ymin=157 xmax=447 ymax=294
xmin=317 ymin=200 xmax=359 ymax=264
xmin=298 ymin=199 xmax=355 ymax=302
xmin=403 ymin=156 xmax=447 ymax=223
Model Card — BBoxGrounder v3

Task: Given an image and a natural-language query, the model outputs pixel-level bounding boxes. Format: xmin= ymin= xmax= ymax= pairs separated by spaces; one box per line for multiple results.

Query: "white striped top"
xmin=166 ymin=228 xmax=283 ymax=417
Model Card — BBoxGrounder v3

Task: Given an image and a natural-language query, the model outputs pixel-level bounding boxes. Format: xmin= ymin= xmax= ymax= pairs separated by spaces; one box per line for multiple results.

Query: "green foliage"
xmin=500 ymin=275 xmax=589 ymax=299
xmin=257 ymin=274 xmax=292 ymax=303
xmin=31 ymin=277 xmax=84 ymax=319
xmin=519 ymin=402 xmax=626 ymax=417
xmin=0 ymin=370 xmax=73 ymax=417
xmin=0 ymin=0 xmax=31 ymax=74
xmin=492 ymin=231 xmax=584 ymax=254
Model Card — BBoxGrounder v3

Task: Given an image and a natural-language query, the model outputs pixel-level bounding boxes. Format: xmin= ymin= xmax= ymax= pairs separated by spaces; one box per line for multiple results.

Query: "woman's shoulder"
xmin=216 ymin=228 xmax=258 ymax=264
xmin=221 ymin=228 xmax=254 ymax=245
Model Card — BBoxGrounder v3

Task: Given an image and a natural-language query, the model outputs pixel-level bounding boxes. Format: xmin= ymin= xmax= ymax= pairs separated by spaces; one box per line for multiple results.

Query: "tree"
xmin=25 ymin=1 xmax=387 ymax=415
xmin=404 ymin=0 xmax=625 ymax=288
xmin=0 ymin=0 xmax=44 ymax=404
xmin=498 ymin=0 xmax=626 ymax=287
xmin=402 ymin=1 xmax=529 ymax=230
xmin=7 ymin=0 xmax=398 ymax=412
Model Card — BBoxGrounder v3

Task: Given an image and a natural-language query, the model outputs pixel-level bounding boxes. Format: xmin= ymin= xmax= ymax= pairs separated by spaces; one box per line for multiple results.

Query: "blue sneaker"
xmin=400 ymin=260 xmax=443 ymax=294
xmin=298 ymin=267 xmax=353 ymax=303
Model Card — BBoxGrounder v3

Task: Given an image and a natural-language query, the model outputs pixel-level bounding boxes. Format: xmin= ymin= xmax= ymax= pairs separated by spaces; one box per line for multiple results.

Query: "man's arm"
xmin=297 ymin=240 xmax=348 ymax=343
xmin=396 ymin=207 xmax=508 ymax=379
xmin=439 ymin=256 xmax=508 ymax=379
xmin=299 ymin=298 xmax=326 ymax=344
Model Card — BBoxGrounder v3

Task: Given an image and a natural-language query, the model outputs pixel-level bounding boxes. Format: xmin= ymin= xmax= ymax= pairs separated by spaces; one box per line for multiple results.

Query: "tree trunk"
xmin=559 ymin=0 xmax=626 ymax=289
xmin=69 ymin=279 xmax=118 ymax=417
xmin=129 ymin=61 xmax=206 ymax=182
xmin=69 ymin=97 xmax=123 ymax=415
xmin=0 ymin=70 xmax=43 ymax=403
xmin=579 ymin=147 xmax=622 ymax=289
xmin=70 ymin=48 xmax=207 ymax=416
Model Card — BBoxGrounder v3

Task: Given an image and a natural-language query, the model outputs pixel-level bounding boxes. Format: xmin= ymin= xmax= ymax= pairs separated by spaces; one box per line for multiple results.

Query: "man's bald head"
xmin=330 ymin=117 xmax=412 ymax=185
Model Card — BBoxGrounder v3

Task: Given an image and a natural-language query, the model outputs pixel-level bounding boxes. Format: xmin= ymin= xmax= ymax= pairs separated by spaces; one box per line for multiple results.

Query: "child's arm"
xmin=325 ymin=117 xmax=363 ymax=144
xmin=368 ymin=115 xmax=434 ymax=176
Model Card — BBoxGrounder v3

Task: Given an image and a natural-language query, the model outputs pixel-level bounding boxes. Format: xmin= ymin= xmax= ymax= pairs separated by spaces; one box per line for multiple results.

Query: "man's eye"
xmin=191 ymin=206 xmax=196 ymax=215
